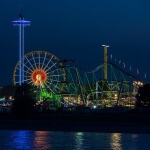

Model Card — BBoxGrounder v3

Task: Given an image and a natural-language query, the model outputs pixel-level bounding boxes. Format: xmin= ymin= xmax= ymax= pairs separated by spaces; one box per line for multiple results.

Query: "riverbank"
xmin=0 ymin=112 xmax=150 ymax=134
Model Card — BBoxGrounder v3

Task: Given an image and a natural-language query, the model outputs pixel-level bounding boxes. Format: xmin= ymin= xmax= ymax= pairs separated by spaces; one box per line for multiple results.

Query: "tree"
xmin=12 ymin=83 xmax=36 ymax=118
xmin=136 ymin=84 xmax=150 ymax=107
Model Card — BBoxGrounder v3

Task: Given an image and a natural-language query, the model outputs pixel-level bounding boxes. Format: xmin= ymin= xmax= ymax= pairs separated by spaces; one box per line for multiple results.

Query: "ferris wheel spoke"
xmin=47 ymin=81 xmax=59 ymax=93
xmin=48 ymin=67 xmax=62 ymax=74
xmin=32 ymin=54 xmax=38 ymax=69
xmin=25 ymin=75 xmax=32 ymax=79
xmin=46 ymin=69 xmax=55 ymax=76
xmin=44 ymin=82 xmax=55 ymax=94
xmin=50 ymin=75 xmax=61 ymax=80
xmin=50 ymin=71 xmax=61 ymax=79
xmin=45 ymin=61 xmax=58 ymax=73
xmin=25 ymin=71 xmax=32 ymax=75
xmin=56 ymin=69 xmax=60 ymax=81
xmin=46 ymin=80 xmax=52 ymax=85
xmin=31 ymin=82 xmax=35 ymax=86
xmin=24 ymin=74 xmax=32 ymax=79
xmin=41 ymin=53 xmax=47 ymax=69
xmin=43 ymin=55 xmax=53 ymax=70
xmin=24 ymin=80 xmax=32 ymax=85
xmin=26 ymin=80 xmax=34 ymax=85
xmin=50 ymin=77 xmax=60 ymax=82
xmin=24 ymin=64 xmax=34 ymax=72
xmin=14 ymin=75 xmax=20 ymax=77
xmin=47 ymin=78 xmax=60 ymax=87
xmin=45 ymin=68 xmax=58 ymax=74
xmin=24 ymin=78 xmax=32 ymax=82
xmin=25 ymin=57 xmax=36 ymax=71
xmin=49 ymin=79 xmax=60 ymax=82
xmin=50 ymin=74 xmax=65 ymax=77
xmin=38 ymin=52 xmax=40 ymax=69
xmin=15 ymin=81 xmax=20 ymax=84
xmin=25 ymin=68 xmax=34 ymax=77
xmin=54 ymin=83 xmax=60 ymax=89
xmin=46 ymin=80 xmax=60 ymax=91
xmin=25 ymin=68 xmax=33 ymax=74
xmin=55 ymin=84 xmax=62 ymax=92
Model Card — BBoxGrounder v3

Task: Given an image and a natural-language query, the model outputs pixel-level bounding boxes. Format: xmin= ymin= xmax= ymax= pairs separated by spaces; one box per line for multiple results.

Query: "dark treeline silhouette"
xmin=136 ymin=84 xmax=150 ymax=108
xmin=12 ymin=83 xmax=36 ymax=119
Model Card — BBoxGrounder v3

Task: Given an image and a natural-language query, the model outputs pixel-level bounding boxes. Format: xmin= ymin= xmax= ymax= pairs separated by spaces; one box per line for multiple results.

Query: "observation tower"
xmin=12 ymin=14 xmax=31 ymax=86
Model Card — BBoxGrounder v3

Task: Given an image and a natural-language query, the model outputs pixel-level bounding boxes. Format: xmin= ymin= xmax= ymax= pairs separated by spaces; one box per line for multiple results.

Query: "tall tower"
xmin=12 ymin=14 xmax=31 ymax=86
xmin=102 ymin=45 xmax=109 ymax=80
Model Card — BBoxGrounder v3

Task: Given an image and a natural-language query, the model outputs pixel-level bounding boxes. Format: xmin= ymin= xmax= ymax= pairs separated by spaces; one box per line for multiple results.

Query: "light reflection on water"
xmin=110 ymin=133 xmax=122 ymax=150
xmin=74 ymin=132 xmax=84 ymax=149
xmin=33 ymin=131 xmax=51 ymax=150
xmin=0 ymin=130 xmax=150 ymax=150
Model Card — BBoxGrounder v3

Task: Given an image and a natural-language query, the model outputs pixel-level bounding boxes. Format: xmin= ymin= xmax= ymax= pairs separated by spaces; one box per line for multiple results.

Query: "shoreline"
xmin=0 ymin=113 xmax=150 ymax=134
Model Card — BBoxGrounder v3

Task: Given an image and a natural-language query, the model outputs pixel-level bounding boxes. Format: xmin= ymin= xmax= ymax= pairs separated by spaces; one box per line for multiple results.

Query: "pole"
xmin=102 ymin=45 xmax=109 ymax=80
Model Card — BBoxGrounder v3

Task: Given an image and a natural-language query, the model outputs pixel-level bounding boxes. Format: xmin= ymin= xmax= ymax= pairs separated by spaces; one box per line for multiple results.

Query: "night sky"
xmin=0 ymin=0 xmax=150 ymax=86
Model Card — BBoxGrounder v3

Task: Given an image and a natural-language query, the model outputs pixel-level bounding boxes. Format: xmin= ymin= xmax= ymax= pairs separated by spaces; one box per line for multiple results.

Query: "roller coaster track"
xmin=75 ymin=62 xmax=144 ymax=82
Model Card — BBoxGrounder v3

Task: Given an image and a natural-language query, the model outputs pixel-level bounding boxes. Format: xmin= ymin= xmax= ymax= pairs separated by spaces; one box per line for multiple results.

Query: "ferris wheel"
xmin=13 ymin=50 xmax=66 ymax=93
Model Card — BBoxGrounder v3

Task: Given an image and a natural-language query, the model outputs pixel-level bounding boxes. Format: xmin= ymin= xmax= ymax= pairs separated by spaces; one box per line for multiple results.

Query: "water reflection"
xmin=7 ymin=130 xmax=34 ymax=150
xmin=74 ymin=132 xmax=84 ymax=150
xmin=110 ymin=133 xmax=122 ymax=150
xmin=33 ymin=131 xmax=51 ymax=150
xmin=5 ymin=130 xmax=52 ymax=150
xmin=0 ymin=130 xmax=150 ymax=150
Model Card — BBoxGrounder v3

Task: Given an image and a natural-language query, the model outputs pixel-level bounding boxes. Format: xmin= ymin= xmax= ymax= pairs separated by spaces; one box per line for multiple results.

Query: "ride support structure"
xmin=12 ymin=14 xmax=31 ymax=86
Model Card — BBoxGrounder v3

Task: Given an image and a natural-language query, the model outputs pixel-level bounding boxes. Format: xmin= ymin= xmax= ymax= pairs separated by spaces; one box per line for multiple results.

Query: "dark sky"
xmin=0 ymin=0 xmax=150 ymax=86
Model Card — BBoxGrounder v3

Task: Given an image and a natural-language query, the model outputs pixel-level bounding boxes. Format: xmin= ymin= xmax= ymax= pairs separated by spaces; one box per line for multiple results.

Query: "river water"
xmin=0 ymin=130 xmax=150 ymax=150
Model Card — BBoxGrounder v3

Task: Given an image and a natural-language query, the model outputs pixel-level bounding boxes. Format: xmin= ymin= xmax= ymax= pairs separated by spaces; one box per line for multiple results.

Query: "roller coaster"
xmin=13 ymin=49 xmax=144 ymax=108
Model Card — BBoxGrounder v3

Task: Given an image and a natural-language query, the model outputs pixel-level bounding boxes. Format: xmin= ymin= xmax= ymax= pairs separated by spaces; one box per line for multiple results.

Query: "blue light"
xmin=12 ymin=16 xmax=31 ymax=85
xmin=12 ymin=20 xmax=31 ymax=25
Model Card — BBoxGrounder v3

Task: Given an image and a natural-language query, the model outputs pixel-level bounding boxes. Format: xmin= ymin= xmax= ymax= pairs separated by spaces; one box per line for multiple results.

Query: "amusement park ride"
xmin=12 ymin=48 xmax=144 ymax=108
xmin=12 ymin=15 xmax=144 ymax=108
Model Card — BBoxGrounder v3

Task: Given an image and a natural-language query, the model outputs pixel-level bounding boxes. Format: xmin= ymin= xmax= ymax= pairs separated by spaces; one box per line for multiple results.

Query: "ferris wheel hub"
xmin=31 ymin=69 xmax=47 ymax=86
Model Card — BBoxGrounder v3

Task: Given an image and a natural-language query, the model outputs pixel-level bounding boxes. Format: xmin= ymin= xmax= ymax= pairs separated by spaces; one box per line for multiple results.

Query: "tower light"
xmin=12 ymin=14 xmax=31 ymax=85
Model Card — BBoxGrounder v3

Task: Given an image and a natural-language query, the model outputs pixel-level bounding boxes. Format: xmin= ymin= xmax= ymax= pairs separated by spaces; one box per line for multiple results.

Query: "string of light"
xmin=109 ymin=54 xmax=147 ymax=79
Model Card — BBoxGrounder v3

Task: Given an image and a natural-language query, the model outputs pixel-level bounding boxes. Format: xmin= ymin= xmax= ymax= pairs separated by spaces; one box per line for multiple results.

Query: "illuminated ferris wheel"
xmin=13 ymin=50 xmax=66 ymax=93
